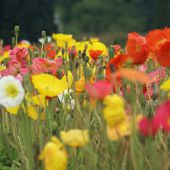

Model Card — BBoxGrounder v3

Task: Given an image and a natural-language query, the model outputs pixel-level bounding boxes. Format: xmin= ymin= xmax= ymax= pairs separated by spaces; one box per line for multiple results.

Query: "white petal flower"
xmin=58 ymin=89 xmax=75 ymax=110
xmin=0 ymin=76 xmax=25 ymax=107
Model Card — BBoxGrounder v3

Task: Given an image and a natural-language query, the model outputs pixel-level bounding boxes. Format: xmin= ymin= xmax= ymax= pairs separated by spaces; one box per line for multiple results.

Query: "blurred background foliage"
xmin=0 ymin=0 xmax=170 ymax=45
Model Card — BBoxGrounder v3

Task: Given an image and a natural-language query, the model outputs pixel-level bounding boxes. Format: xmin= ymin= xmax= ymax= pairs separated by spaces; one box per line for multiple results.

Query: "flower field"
xmin=1 ymin=27 xmax=170 ymax=170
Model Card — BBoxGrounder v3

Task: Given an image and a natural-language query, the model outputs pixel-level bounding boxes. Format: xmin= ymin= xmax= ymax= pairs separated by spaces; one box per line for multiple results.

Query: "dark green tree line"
xmin=0 ymin=0 xmax=57 ymax=43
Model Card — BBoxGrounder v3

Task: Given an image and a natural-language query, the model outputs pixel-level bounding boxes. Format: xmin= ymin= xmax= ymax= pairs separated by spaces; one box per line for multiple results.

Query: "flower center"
xmin=136 ymin=45 xmax=141 ymax=52
xmin=5 ymin=84 xmax=19 ymax=98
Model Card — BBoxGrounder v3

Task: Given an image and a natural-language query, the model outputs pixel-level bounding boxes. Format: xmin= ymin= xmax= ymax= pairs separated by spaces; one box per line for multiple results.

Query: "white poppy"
xmin=0 ymin=76 xmax=25 ymax=108
xmin=58 ymin=89 xmax=75 ymax=110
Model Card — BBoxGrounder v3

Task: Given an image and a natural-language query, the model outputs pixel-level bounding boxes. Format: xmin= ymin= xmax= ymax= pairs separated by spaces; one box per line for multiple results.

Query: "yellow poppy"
xmin=6 ymin=94 xmax=47 ymax=120
xmin=32 ymin=71 xmax=73 ymax=97
xmin=39 ymin=136 xmax=67 ymax=170
xmin=60 ymin=129 xmax=89 ymax=147
xmin=103 ymin=95 xmax=126 ymax=126
xmin=160 ymin=79 xmax=170 ymax=91
xmin=76 ymin=77 xmax=85 ymax=94
xmin=52 ymin=33 xmax=76 ymax=48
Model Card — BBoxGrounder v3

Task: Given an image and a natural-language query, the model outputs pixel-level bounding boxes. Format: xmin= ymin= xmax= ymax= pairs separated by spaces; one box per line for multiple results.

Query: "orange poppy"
xmin=126 ymin=32 xmax=148 ymax=64
xmin=146 ymin=29 xmax=166 ymax=52
xmin=155 ymin=40 xmax=170 ymax=66
xmin=89 ymin=50 xmax=103 ymax=60
xmin=106 ymin=54 xmax=129 ymax=80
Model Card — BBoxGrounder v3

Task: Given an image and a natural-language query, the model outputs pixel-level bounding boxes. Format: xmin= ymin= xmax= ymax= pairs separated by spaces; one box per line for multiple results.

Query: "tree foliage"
xmin=56 ymin=0 xmax=170 ymax=43
xmin=0 ymin=0 xmax=57 ymax=43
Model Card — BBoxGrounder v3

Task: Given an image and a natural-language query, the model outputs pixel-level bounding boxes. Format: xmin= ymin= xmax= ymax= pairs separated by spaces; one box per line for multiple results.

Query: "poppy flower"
xmin=32 ymin=71 xmax=73 ymax=97
xmin=89 ymin=49 xmax=103 ymax=60
xmin=39 ymin=136 xmax=67 ymax=170
xmin=153 ymin=101 xmax=170 ymax=132
xmin=107 ymin=116 xmax=130 ymax=141
xmin=85 ymin=80 xmax=112 ymax=100
xmin=155 ymin=40 xmax=170 ymax=66
xmin=76 ymin=76 xmax=85 ymax=94
xmin=106 ymin=54 xmax=129 ymax=80
xmin=31 ymin=58 xmax=62 ymax=75
xmin=138 ymin=117 xmax=157 ymax=136
xmin=52 ymin=33 xmax=76 ymax=48
xmin=60 ymin=129 xmax=89 ymax=147
xmin=110 ymin=68 xmax=150 ymax=85
xmin=160 ymin=79 xmax=170 ymax=91
xmin=90 ymin=42 xmax=108 ymax=56
xmin=103 ymin=94 xmax=126 ymax=126
xmin=0 ymin=76 xmax=25 ymax=108
xmin=6 ymin=94 xmax=47 ymax=120
xmin=45 ymin=43 xmax=56 ymax=59
xmin=126 ymin=32 xmax=148 ymax=64
xmin=10 ymin=47 xmax=28 ymax=64
xmin=146 ymin=29 xmax=166 ymax=52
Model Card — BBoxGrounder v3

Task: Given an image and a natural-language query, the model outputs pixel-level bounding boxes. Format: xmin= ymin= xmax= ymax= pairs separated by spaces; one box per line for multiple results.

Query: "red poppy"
xmin=10 ymin=47 xmax=28 ymax=63
xmin=146 ymin=29 xmax=166 ymax=52
xmin=89 ymin=50 xmax=103 ymax=60
xmin=45 ymin=43 xmax=56 ymax=59
xmin=106 ymin=54 xmax=129 ymax=80
xmin=155 ymin=40 xmax=170 ymax=66
xmin=126 ymin=32 xmax=148 ymax=64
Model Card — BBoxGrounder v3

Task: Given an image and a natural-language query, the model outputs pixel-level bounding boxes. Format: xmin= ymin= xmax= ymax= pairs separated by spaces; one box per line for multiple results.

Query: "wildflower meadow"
xmin=1 ymin=26 xmax=170 ymax=170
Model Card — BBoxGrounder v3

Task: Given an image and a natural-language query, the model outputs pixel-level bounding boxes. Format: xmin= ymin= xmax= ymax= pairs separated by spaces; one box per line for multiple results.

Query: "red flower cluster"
xmin=146 ymin=28 xmax=170 ymax=66
xmin=106 ymin=28 xmax=170 ymax=80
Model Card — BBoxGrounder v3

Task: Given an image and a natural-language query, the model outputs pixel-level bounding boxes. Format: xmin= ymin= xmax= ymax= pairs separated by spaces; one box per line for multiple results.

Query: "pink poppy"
xmin=85 ymin=80 xmax=112 ymax=100
xmin=138 ymin=116 xmax=157 ymax=136
xmin=153 ymin=101 xmax=170 ymax=132
xmin=31 ymin=57 xmax=62 ymax=75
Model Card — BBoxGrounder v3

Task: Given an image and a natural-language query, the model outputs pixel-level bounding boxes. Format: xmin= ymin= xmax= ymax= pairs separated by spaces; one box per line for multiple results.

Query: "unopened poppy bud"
xmin=12 ymin=37 xmax=16 ymax=47
xmin=14 ymin=25 xmax=20 ymax=34
xmin=41 ymin=30 xmax=46 ymax=38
